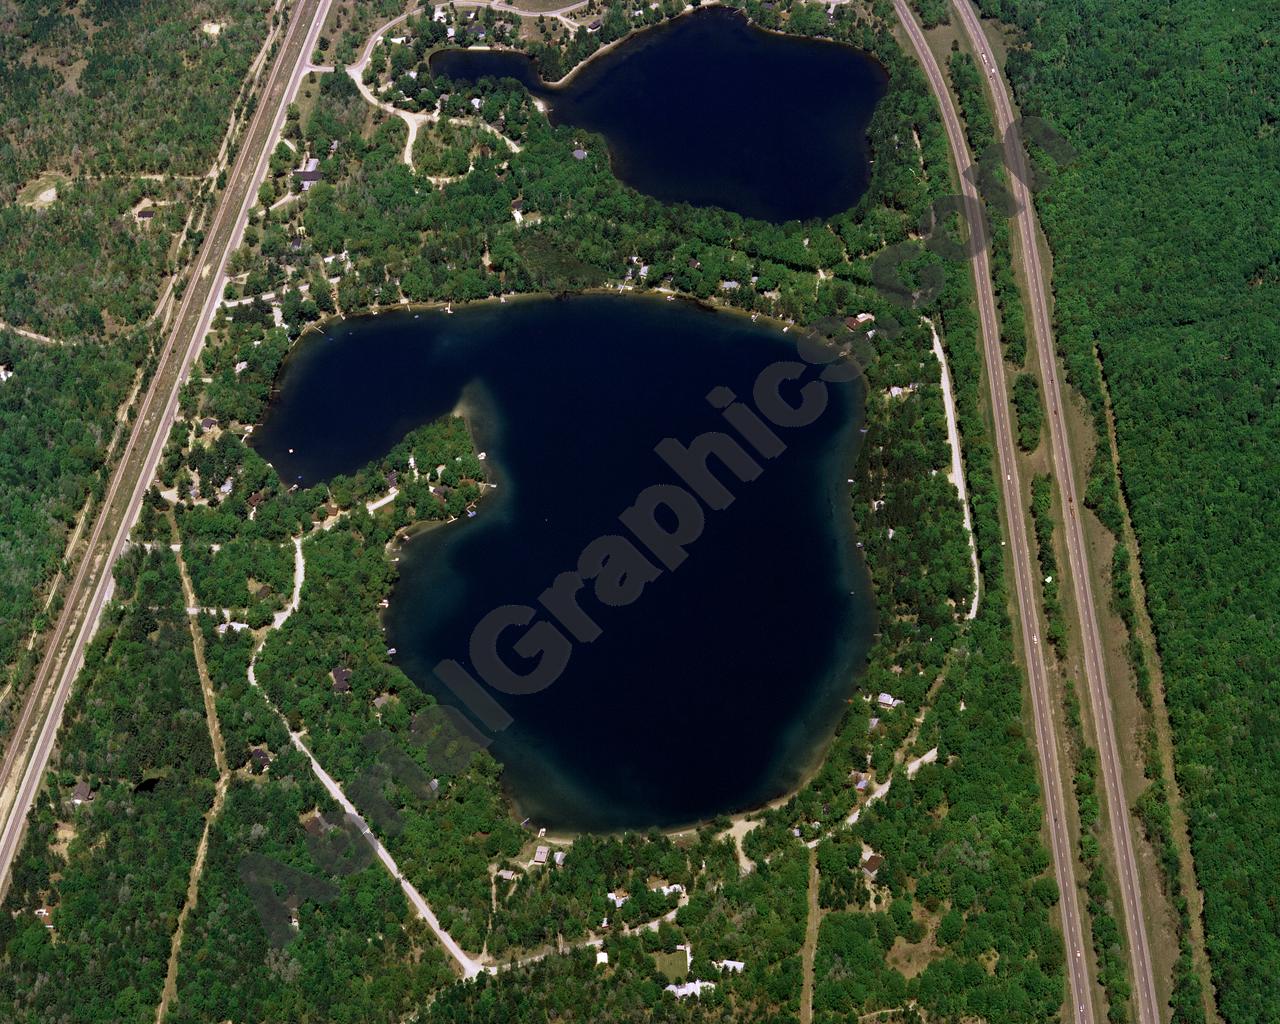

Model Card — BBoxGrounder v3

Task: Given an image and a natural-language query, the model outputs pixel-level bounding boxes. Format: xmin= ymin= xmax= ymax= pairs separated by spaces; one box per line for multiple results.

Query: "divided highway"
xmin=0 ymin=0 xmax=334 ymax=892
xmin=892 ymin=3 xmax=1097 ymax=1023
xmin=950 ymin=3 xmax=1161 ymax=1022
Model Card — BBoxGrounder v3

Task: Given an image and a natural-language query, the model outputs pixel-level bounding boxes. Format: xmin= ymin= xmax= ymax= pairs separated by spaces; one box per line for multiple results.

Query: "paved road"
xmin=0 ymin=0 xmax=335 ymax=894
xmin=949 ymin=4 xmax=1161 ymax=1022
xmin=892 ymin=4 xmax=1097 ymax=1023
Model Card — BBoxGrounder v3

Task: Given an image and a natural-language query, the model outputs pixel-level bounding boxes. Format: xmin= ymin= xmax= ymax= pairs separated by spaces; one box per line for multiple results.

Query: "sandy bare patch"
xmin=202 ymin=21 xmax=225 ymax=37
xmin=18 ymin=172 xmax=68 ymax=208
xmin=50 ymin=822 xmax=77 ymax=861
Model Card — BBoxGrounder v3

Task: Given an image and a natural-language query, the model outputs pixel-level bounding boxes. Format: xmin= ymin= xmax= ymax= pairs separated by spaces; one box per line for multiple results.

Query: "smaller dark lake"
xmin=254 ymin=296 xmax=875 ymax=830
xmin=430 ymin=7 xmax=887 ymax=223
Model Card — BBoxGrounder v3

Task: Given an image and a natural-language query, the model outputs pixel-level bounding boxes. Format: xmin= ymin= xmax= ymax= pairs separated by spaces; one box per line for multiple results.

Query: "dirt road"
xmin=0 ymin=0 xmax=335 ymax=895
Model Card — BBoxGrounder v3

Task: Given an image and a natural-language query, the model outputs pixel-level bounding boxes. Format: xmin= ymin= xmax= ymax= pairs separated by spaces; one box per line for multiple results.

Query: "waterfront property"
xmin=254 ymin=296 xmax=874 ymax=830
xmin=429 ymin=7 xmax=886 ymax=223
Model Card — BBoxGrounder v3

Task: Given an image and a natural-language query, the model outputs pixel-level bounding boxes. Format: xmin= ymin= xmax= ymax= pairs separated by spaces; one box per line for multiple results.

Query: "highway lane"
xmin=0 ymin=0 xmax=334 ymax=892
xmin=949 ymin=3 xmax=1162 ymax=1022
xmin=892 ymin=3 xmax=1097 ymax=1023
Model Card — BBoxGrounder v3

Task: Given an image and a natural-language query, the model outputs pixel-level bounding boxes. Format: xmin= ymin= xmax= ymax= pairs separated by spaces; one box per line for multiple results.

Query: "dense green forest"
xmin=167 ymin=758 xmax=454 ymax=1023
xmin=0 ymin=0 xmax=274 ymax=702
xmin=0 ymin=0 xmax=273 ymax=335
xmin=1 ymin=2 xmax=1088 ymax=1019
xmin=0 ymin=549 xmax=215 ymax=1023
xmin=0 ymin=329 xmax=142 ymax=685
xmin=977 ymin=0 xmax=1280 ymax=1020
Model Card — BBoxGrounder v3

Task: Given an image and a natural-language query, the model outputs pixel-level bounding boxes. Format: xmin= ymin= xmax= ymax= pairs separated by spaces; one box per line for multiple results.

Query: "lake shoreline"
xmin=430 ymin=4 xmax=890 ymax=94
xmin=264 ymin=287 xmax=876 ymax=837
xmin=296 ymin=285 xmax=831 ymax=361
xmin=258 ymin=296 xmax=875 ymax=832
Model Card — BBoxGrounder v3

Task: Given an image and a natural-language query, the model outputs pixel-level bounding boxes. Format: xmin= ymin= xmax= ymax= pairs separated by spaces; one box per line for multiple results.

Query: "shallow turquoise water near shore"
xmin=255 ymin=295 xmax=874 ymax=829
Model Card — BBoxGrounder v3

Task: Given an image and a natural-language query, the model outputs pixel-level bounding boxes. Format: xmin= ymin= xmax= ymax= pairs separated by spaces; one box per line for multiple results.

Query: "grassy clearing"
xmin=16 ymin=172 xmax=69 ymax=209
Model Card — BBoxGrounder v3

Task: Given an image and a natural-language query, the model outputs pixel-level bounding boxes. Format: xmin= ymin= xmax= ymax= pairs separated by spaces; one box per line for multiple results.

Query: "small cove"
xmin=430 ymin=7 xmax=888 ymax=223
xmin=253 ymin=295 xmax=875 ymax=830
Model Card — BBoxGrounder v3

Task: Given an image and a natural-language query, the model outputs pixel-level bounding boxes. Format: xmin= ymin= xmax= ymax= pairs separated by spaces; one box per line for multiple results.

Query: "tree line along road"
xmin=0 ymin=0 xmax=336 ymax=896
xmin=948 ymin=3 xmax=1162 ymax=1023
xmin=892 ymin=3 xmax=1098 ymax=1023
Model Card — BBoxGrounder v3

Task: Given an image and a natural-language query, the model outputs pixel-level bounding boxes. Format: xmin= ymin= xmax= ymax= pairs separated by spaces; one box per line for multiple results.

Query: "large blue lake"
xmin=430 ymin=7 xmax=887 ymax=223
xmin=255 ymin=296 xmax=874 ymax=829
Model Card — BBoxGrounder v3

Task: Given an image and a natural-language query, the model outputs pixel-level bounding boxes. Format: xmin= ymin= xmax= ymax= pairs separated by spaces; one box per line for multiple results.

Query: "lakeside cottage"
xmin=532 ymin=845 xmax=550 ymax=865
xmin=666 ymin=980 xmax=715 ymax=999
xmin=331 ymin=666 xmax=352 ymax=694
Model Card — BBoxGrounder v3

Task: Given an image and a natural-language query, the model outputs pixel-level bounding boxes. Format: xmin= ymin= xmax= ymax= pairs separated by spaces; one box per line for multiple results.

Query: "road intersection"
xmin=0 ymin=0 xmax=336 ymax=898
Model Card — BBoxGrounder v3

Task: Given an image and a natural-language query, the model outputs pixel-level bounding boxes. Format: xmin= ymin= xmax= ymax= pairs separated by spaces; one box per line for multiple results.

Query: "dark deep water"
xmin=255 ymin=296 xmax=875 ymax=830
xmin=429 ymin=8 xmax=887 ymax=223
